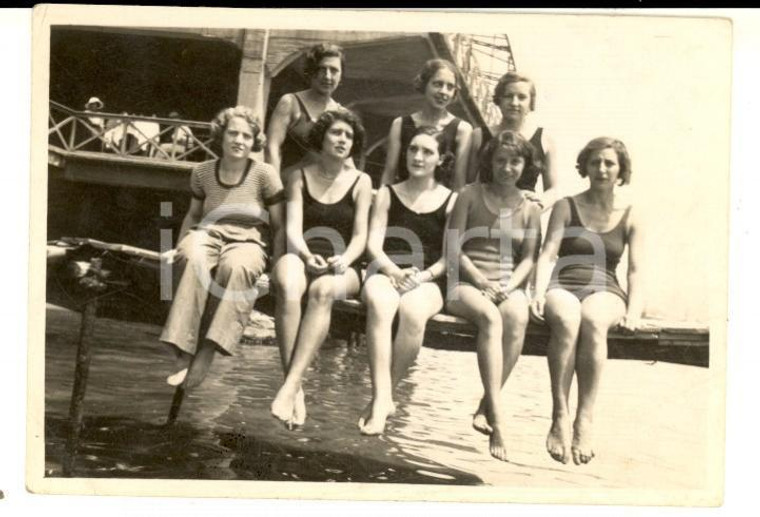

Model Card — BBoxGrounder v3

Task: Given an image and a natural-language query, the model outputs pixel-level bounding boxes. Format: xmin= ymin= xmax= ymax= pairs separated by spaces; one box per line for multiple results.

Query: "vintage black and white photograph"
xmin=29 ymin=6 xmax=729 ymax=504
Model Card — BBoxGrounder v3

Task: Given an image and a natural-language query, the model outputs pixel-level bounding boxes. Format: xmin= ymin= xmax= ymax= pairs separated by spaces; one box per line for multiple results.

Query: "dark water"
xmin=45 ymin=306 xmax=484 ymax=484
xmin=44 ymin=305 xmax=710 ymax=489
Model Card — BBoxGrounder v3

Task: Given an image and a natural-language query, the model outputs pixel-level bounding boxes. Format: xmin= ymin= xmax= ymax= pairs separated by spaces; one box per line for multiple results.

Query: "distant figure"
xmin=158 ymin=111 xmax=195 ymax=160
xmin=160 ymin=106 xmax=285 ymax=389
xmin=445 ymin=131 xmax=542 ymax=462
xmin=82 ymin=96 xmax=105 ymax=151
xmin=379 ymin=59 xmax=472 ymax=191
xmin=359 ymin=126 xmax=457 ymax=436
xmin=266 ymin=43 xmax=347 ymax=181
xmin=530 ymin=137 xmax=643 ymax=465
xmin=269 ymin=109 xmax=372 ymax=428
xmin=467 ymin=72 xmax=558 ymax=211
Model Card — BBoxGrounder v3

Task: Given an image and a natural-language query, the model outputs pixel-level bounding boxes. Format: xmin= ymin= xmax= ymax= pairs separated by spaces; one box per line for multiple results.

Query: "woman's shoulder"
xmin=192 ymin=159 xmax=217 ymax=177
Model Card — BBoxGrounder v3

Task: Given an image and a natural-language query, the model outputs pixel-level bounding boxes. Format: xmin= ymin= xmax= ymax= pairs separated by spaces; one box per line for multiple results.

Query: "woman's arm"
xmin=530 ymin=198 xmax=570 ymax=319
xmin=503 ymin=203 xmax=542 ymax=293
xmin=283 ymin=170 xmax=312 ymax=261
xmin=365 ymin=186 xmax=404 ymax=279
xmin=536 ymin=130 xmax=560 ymax=211
xmin=465 ymin=126 xmax=483 ymax=185
xmin=265 ymin=94 xmax=295 ymax=177
xmin=620 ymin=206 xmax=645 ymax=331
xmin=177 ymin=197 xmax=204 ymax=244
xmin=446 ymin=188 xmax=490 ymax=288
xmin=379 ymin=117 xmax=403 ymax=187
xmin=339 ymin=173 xmax=373 ymax=267
xmin=451 ymin=120 xmax=473 ymax=192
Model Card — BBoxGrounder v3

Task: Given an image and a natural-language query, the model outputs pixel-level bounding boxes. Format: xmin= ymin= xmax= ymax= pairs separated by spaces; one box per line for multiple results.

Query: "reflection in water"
xmin=44 ymin=305 xmax=710 ymax=489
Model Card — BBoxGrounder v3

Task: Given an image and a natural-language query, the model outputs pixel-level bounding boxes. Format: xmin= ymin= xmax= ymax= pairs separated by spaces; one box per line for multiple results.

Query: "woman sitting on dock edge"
xmin=445 ymin=130 xmax=542 ymax=461
xmin=270 ymin=109 xmax=372 ymax=428
xmin=530 ymin=137 xmax=643 ymax=465
xmin=359 ymin=126 xmax=457 ymax=435
xmin=160 ymin=106 xmax=285 ymax=389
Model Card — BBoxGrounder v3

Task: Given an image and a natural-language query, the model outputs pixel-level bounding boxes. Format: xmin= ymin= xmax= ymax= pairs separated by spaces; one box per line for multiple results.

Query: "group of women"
xmin=159 ymin=43 xmax=643 ymax=466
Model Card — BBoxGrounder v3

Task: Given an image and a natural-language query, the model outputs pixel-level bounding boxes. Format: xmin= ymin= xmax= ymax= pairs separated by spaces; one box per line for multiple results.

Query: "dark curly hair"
xmin=308 ymin=108 xmax=365 ymax=160
xmin=478 ymin=130 xmax=541 ymax=184
xmin=492 ymin=72 xmax=536 ymax=111
xmin=210 ymin=105 xmax=266 ymax=155
xmin=405 ymin=126 xmax=455 ymax=184
xmin=413 ymin=59 xmax=461 ymax=99
xmin=303 ymin=43 xmax=346 ymax=82
xmin=575 ymin=137 xmax=632 ymax=185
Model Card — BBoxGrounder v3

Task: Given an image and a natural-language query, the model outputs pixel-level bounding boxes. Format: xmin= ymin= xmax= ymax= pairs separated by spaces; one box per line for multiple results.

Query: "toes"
xmin=571 ymin=446 xmax=582 ymax=465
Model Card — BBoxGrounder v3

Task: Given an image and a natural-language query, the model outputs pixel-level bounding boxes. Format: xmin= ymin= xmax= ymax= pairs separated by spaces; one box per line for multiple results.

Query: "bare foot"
xmin=546 ymin=415 xmax=572 ymax=464
xmin=357 ymin=401 xmax=372 ymax=430
xmin=166 ymin=368 xmax=188 ymax=386
xmin=571 ymin=416 xmax=595 ymax=465
xmin=359 ymin=398 xmax=396 ymax=436
xmin=271 ymin=385 xmax=298 ymax=428
xmin=291 ymin=387 xmax=307 ymax=427
xmin=472 ymin=398 xmax=492 ymax=435
xmin=183 ymin=342 xmax=216 ymax=389
xmin=489 ymin=422 xmax=509 ymax=462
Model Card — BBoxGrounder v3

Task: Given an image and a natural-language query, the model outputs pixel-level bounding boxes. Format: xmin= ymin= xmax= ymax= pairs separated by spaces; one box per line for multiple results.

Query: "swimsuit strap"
xmin=303 ymin=168 xmax=361 ymax=205
xmin=566 ymin=196 xmax=582 ymax=227
xmin=293 ymin=93 xmax=314 ymax=122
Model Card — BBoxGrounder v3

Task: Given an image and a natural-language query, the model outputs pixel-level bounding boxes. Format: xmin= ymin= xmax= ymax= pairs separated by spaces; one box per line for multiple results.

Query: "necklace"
xmin=316 ymin=163 xmax=340 ymax=181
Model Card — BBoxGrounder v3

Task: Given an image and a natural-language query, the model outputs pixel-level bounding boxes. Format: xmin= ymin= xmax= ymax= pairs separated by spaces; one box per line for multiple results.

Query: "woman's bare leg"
xmin=572 ymin=291 xmax=625 ymax=465
xmin=271 ymin=269 xmax=360 ymax=426
xmin=447 ymin=284 xmax=509 ymax=461
xmin=271 ymin=254 xmax=308 ymax=423
xmin=361 ymin=282 xmax=443 ymax=435
xmin=358 ymin=275 xmax=401 ymax=434
xmin=544 ymin=289 xmax=582 ymax=464
xmin=472 ymin=290 xmax=529 ymax=435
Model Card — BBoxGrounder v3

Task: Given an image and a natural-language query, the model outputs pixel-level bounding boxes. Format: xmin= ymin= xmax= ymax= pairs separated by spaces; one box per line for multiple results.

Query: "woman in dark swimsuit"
xmin=445 ymin=131 xmax=542 ymax=462
xmin=379 ymin=59 xmax=472 ymax=191
xmin=270 ymin=109 xmax=372 ymax=428
xmin=467 ymin=72 xmax=558 ymax=210
xmin=530 ymin=137 xmax=643 ymax=465
xmin=359 ymin=126 xmax=457 ymax=436
xmin=266 ymin=43 xmax=346 ymax=181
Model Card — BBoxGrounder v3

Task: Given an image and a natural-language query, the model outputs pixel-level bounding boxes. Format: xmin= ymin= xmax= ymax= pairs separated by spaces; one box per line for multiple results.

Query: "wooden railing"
xmin=48 ymin=101 xmax=218 ymax=162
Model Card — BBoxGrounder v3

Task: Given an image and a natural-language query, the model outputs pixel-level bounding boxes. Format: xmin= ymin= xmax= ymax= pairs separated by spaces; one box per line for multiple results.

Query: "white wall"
xmin=505 ymin=15 xmax=731 ymax=322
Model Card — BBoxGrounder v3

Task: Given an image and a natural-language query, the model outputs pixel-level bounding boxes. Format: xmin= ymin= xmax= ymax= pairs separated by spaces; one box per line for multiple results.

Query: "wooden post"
xmin=62 ymin=297 xmax=98 ymax=477
xmin=166 ymin=385 xmax=185 ymax=425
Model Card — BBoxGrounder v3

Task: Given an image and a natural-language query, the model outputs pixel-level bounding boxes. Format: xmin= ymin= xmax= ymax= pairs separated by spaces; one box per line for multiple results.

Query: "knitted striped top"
xmin=190 ymin=158 xmax=285 ymax=247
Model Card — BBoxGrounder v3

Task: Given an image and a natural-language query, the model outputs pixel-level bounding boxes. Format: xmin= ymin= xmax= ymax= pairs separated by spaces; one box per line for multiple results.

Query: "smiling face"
xmin=406 ymin=133 xmax=442 ymax=178
xmin=321 ymin=119 xmax=354 ymax=160
xmin=490 ymin=146 xmax=526 ymax=186
xmin=310 ymin=56 xmax=342 ymax=96
xmin=585 ymin=148 xmax=621 ymax=187
xmin=498 ymin=81 xmax=533 ymax=122
xmin=424 ymin=67 xmax=457 ymax=110
xmin=222 ymin=116 xmax=254 ymax=160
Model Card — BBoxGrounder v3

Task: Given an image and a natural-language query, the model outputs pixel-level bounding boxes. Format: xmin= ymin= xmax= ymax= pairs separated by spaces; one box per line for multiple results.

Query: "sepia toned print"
xmin=29 ymin=6 xmax=729 ymax=505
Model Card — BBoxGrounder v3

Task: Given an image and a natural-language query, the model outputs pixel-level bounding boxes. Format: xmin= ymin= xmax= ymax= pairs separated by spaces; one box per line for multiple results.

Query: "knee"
xmin=272 ymin=258 xmax=306 ymax=299
xmin=397 ymin=306 xmax=428 ymax=336
xmin=474 ymin=307 xmax=502 ymax=333
xmin=307 ymin=278 xmax=336 ymax=306
xmin=546 ymin=305 xmax=581 ymax=335
xmin=579 ymin=315 xmax=610 ymax=342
